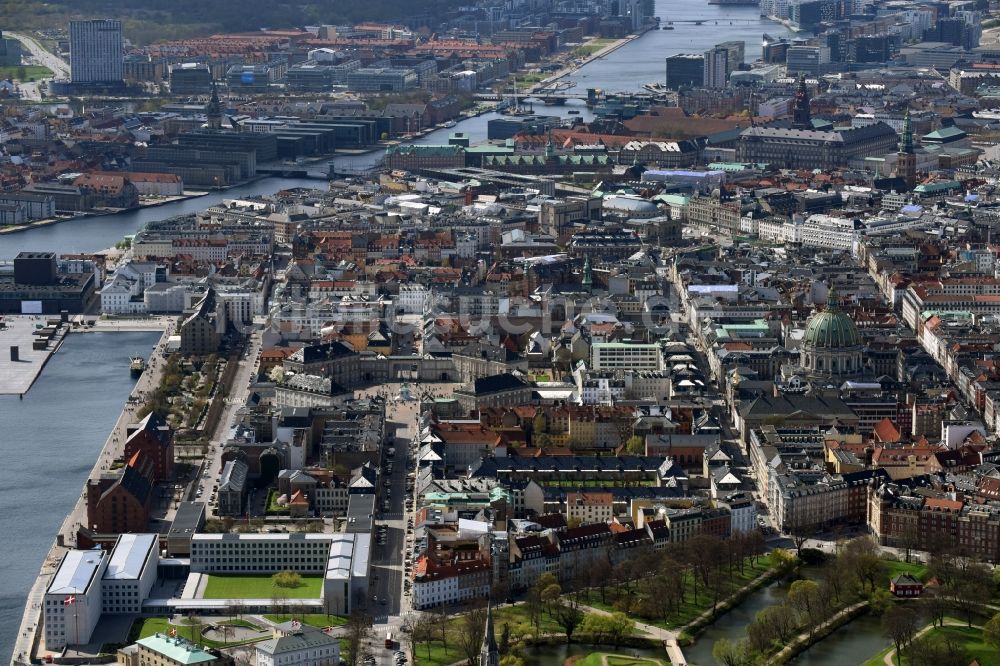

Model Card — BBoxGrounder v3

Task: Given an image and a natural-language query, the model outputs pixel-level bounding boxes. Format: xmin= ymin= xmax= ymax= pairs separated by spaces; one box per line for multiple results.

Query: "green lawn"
xmin=864 ymin=622 xmax=1000 ymax=666
xmin=883 ymin=560 xmax=928 ymax=582
xmin=573 ymin=38 xmax=616 ymax=56
xmin=580 ymin=554 xmax=778 ymax=630
xmin=264 ymin=613 xmax=348 ymax=628
xmin=0 ymin=65 xmax=52 ymax=81
xmin=413 ymin=603 xmax=568 ymax=666
xmin=127 ymin=616 xmax=268 ymax=649
xmin=202 ymin=573 xmax=323 ymax=599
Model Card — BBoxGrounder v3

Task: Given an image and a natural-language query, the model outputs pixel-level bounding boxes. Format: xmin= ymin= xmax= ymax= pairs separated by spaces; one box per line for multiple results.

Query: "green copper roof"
xmin=136 ymin=634 xmax=219 ymax=664
xmin=802 ymin=292 xmax=861 ymax=350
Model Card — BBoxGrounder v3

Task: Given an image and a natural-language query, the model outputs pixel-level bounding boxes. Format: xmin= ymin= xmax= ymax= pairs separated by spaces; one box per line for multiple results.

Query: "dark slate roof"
xmin=473 ymin=373 xmax=530 ymax=395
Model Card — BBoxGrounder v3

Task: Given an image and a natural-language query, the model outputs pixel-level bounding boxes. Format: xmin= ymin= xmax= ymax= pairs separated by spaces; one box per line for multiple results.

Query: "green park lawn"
xmin=581 ymin=553 xmax=778 ymax=630
xmin=0 ymin=65 xmax=52 ymax=81
xmin=573 ymin=38 xmax=616 ymax=56
xmin=413 ymin=604 xmax=566 ymax=666
xmin=864 ymin=622 xmax=1000 ymax=666
xmin=264 ymin=612 xmax=348 ymax=628
xmin=127 ymin=616 xmax=267 ymax=649
xmin=883 ymin=560 xmax=928 ymax=581
xmin=202 ymin=573 xmax=323 ymax=599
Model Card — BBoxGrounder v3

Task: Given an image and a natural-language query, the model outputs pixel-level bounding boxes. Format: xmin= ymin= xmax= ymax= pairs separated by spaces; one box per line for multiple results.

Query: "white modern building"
xmin=102 ymin=533 xmax=159 ymax=614
xmin=189 ymin=532 xmax=370 ymax=615
xmin=44 ymin=549 xmax=108 ymax=649
xmin=70 ymin=19 xmax=123 ymax=84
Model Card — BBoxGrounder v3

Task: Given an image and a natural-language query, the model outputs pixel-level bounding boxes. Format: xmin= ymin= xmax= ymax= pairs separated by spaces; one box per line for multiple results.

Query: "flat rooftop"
xmin=104 ymin=533 xmax=157 ymax=580
xmin=48 ymin=549 xmax=105 ymax=596
xmin=0 ymin=315 xmax=60 ymax=395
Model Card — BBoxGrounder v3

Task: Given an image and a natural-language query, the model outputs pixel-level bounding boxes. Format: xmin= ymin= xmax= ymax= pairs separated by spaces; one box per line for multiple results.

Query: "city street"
xmin=200 ymin=328 xmax=265 ymax=519
xmin=5 ymin=31 xmax=68 ymax=101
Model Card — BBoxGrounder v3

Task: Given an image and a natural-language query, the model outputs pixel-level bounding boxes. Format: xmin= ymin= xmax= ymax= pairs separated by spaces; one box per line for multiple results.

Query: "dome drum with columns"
xmin=799 ymin=287 xmax=864 ymax=378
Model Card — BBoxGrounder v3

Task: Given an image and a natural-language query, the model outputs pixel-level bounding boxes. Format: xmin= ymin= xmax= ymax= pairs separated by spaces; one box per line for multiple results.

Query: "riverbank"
xmin=771 ymin=600 xmax=870 ymax=664
xmin=677 ymin=561 xmax=789 ymax=643
xmin=533 ymin=27 xmax=654 ymax=92
xmin=0 ymin=191 xmax=210 ymax=236
xmin=9 ymin=324 xmax=171 ymax=665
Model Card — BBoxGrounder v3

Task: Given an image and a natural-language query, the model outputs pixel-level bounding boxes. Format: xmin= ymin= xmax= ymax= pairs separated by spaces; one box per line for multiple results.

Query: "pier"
xmin=0 ymin=316 xmax=68 ymax=396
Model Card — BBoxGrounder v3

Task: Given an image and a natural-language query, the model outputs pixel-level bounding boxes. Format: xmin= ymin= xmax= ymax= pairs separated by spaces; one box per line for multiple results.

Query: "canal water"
xmin=521 ymin=642 xmax=665 ymax=666
xmin=682 ymin=571 xmax=889 ymax=666
xmin=0 ymin=331 xmax=160 ymax=664
xmin=561 ymin=0 xmax=796 ymax=92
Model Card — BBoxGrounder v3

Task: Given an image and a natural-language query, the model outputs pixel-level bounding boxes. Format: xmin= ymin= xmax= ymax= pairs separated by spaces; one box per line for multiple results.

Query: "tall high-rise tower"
xmin=895 ymin=110 xmax=917 ymax=190
xmin=69 ymin=19 xmax=123 ymax=84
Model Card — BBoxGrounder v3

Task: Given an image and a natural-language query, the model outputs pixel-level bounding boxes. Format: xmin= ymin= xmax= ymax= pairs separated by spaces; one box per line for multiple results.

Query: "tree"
xmin=589 ymin=558 xmax=613 ymax=605
xmin=498 ymin=622 xmax=511 ymax=655
xmin=458 ymin=604 xmax=487 ymax=666
xmin=947 ymin=562 xmax=991 ymax=627
xmin=712 ymin=638 xmax=753 ymax=666
xmin=842 ymin=537 xmax=885 ymax=594
xmin=541 ymin=582 xmax=563 ymax=618
xmin=344 ymin=608 xmax=373 ymax=666
xmin=431 ymin=605 xmax=450 ymax=647
xmin=882 ymin=605 xmax=920 ymax=661
xmin=272 ymin=570 xmax=302 ymax=589
xmin=605 ymin=612 xmax=633 ymax=648
xmin=756 ymin=604 xmax=796 ymax=643
xmin=984 ymin=612 xmax=1000 ymax=651
xmin=411 ymin=614 xmax=437 ymax=659
xmin=523 ymin=586 xmax=543 ymax=635
xmin=624 ymin=435 xmax=644 ymax=455
xmin=550 ymin=602 xmax=584 ymax=643
xmin=906 ymin=632 xmax=969 ymax=666
xmin=787 ymin=579 xmax=825 ymax=633
xmin=921 ymin=590 xmax=949 ymax=629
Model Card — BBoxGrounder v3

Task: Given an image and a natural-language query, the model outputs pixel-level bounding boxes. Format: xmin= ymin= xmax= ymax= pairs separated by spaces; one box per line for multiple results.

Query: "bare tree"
xmin=344 ymin=608 xmax=374 ymax=666
xmin=882 ymin=605 xmax=920 ymax=661
xmin=411 ymin=614 xmax=437 ymax=659
xmin=458 ymin=603 xmax=488 ymax=666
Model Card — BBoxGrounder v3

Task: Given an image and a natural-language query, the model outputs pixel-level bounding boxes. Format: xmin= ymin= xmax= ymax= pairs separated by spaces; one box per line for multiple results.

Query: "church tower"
xmin=582 ymin=255 xmax=593 ymax=292
xmin=206 ymin=79 xmax=223 ymax=131
xmin=479 ymin=598 xmax=499 ymax=666
xmin=792 ymin=73 xmax=811 ymax=130
xmin=895 ymin=110 xmax=916 ymax=191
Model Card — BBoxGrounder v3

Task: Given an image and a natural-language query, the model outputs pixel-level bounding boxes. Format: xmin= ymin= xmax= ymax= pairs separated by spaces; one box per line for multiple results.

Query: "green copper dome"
xmin=802 ymin=289 xmax=861 ymax=349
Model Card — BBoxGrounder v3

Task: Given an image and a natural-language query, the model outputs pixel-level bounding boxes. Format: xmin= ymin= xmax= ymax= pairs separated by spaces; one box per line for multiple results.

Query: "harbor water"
xmin=0 ymin=331 xmax=160 ymax=664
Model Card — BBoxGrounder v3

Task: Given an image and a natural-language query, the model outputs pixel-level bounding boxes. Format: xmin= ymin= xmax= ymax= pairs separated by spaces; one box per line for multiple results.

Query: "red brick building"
xmin=123 ymin=412 xmax=174 ymax=482
xmin=86 ymin=451 xmax=155 ymax=535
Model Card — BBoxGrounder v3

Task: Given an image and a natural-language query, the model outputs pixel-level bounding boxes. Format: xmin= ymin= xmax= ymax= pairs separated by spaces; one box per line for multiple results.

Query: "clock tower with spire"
xmin=206 ymin=79 xmax=223 ymax=131
xmin=895 ymin=110 xmax=916 ymax=191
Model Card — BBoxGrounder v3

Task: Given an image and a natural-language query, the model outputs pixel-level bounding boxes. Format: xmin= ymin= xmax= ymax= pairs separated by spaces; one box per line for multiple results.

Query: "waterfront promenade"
xmin=9 ymin=321 xmax=172 ymax=666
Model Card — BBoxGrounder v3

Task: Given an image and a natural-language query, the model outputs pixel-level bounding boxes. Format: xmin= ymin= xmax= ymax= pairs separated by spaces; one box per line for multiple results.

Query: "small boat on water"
xmin=129 ymin=355 xmax=147 ymax=376
xmin=442 ymin=120 xmax=457 ymax=128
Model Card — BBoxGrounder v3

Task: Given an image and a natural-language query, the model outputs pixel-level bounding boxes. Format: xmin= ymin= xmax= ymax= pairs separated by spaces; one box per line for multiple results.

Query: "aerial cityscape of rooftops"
xmin=11 ymin=0 xmax=1000 ymax=664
